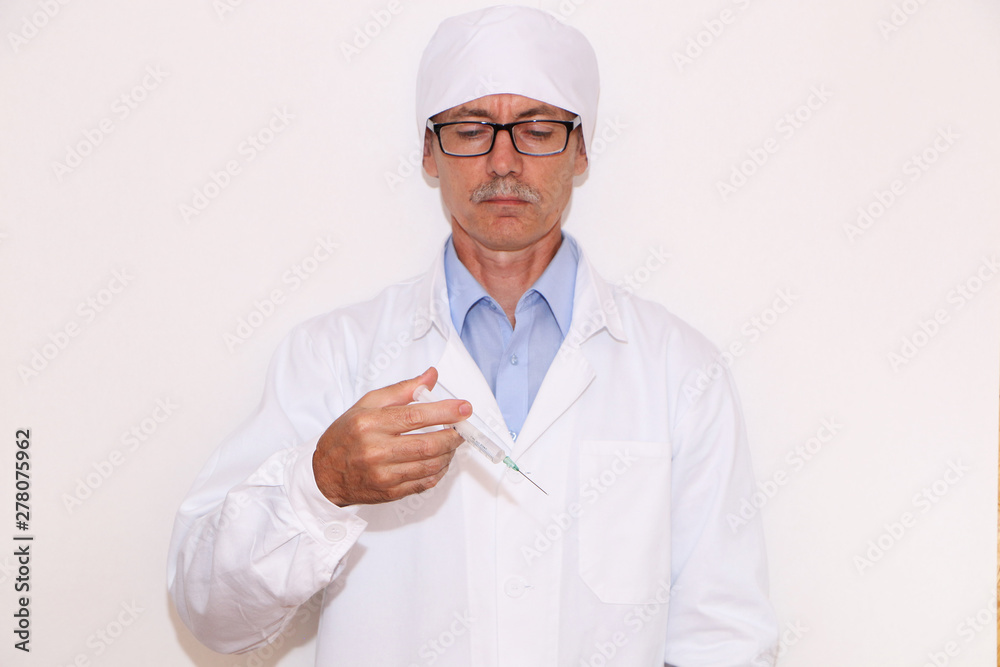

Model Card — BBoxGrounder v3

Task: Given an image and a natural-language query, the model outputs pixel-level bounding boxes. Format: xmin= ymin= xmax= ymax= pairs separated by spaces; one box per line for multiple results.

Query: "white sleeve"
xmin=663 ymin=367 xmax=779 ymax=667
xmin=166 ymin=325 xmax=367 ymax=654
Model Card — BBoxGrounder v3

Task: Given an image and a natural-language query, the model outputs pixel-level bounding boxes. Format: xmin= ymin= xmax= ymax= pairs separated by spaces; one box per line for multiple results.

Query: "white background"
xmin=1 ymin=1 xmax=998 ymax=665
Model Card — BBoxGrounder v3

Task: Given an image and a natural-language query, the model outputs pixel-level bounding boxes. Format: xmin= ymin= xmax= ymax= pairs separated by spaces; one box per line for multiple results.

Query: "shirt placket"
xmin=495 ymin=293 xmax=534 ymax=439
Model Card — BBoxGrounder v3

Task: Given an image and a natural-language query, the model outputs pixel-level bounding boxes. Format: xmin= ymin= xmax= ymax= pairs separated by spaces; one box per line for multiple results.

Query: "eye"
xmin=525 ymin=128 xmax=554 ymax=139
xmin=456 ymin=127 xmax=489 ymax=140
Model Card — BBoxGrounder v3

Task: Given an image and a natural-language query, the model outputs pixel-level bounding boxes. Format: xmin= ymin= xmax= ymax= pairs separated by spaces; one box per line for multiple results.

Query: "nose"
xmin=486 ymin=126 xmax=522 ymax=177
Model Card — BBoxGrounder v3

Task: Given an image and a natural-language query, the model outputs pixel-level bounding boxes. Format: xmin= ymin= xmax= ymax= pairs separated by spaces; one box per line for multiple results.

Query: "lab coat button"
xmin=503 ymin=576 xmax=527 ymax=598
xmin=510 ymin=354 xmax=518 ymax=365
xmin=324 ymin=523 xmax=347 ymax=542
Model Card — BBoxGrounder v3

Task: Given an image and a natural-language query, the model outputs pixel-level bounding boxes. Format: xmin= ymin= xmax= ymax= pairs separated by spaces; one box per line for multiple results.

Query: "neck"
xmin=451 ymin=224 xmax=562 ymax=327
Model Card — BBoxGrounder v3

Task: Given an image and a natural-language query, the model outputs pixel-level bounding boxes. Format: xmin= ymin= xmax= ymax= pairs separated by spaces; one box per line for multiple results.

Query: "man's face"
xmin=422 ymin=93 xmax=588 ymax=252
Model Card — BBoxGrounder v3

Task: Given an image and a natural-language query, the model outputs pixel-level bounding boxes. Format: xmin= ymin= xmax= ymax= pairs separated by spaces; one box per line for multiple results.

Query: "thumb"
xmin=357 ymin=367 xmax=439 ymax=408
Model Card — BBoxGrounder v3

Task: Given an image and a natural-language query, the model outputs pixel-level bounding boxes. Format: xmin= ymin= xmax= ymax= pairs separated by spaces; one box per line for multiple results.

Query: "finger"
xmin=377 ymin=449 xmax=455 ymax=488
xmin=386 ymin=428 xmax=465 ymax=464
xmin=382 ymin=400 xmax=472 ymax=434
xmin=381 ymin=459 xmax=454 ymax=498
xmin=356 ymin=367 xmax=439 ymax=410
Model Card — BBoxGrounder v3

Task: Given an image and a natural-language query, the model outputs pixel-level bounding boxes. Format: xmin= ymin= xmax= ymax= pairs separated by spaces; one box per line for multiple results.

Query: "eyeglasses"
xmin=426 ymin=116 xmax=582 ymax=157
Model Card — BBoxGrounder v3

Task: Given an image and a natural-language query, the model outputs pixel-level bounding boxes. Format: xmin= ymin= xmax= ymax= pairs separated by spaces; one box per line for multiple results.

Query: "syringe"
xmin=412 ymin=385 xmax=547 ymax=495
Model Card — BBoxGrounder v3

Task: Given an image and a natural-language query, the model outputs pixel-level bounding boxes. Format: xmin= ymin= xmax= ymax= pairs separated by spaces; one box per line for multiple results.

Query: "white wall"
xmin=1 ymin=1 xmax=997 ymax=665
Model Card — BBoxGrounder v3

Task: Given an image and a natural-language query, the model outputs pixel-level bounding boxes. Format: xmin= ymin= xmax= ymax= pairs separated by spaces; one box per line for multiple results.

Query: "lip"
xmin=483 ymin=198 xmax=529 ymax=204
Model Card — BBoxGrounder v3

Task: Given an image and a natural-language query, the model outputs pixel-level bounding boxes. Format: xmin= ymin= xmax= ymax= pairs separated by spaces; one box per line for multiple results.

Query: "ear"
xmin=423 ymin=128 xmax=439 ymax=178
xmin=572 ymin=130 xmax=589 ymax=176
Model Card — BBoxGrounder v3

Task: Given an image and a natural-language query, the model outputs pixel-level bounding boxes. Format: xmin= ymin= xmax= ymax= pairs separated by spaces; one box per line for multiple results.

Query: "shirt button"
xmin=503 ymin=576 xmax=527 ymax=598
xmin=324 ymin=523 xmax=347 ymax=543
xmin=508 ymin=430 xmax=517 ymax=441
xmin=510 ymin=354 xmax=518 ymax=365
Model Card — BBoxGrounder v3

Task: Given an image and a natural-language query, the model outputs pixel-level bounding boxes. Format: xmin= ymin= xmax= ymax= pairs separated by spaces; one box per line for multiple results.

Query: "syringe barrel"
xmin=411 ymin=385 xmax=505 ymax=464
xmin=452 ymin=421 xmax=505 ymax=463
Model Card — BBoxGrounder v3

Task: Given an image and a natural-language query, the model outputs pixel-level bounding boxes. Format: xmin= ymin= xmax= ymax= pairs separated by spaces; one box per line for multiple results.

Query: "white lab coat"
xmin=168 ymin=242 xmax=778 ymax=666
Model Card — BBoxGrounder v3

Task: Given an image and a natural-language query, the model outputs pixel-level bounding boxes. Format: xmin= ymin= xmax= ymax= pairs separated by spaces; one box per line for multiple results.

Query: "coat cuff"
xmin=284 ymin=441 xmax=367 ymax=549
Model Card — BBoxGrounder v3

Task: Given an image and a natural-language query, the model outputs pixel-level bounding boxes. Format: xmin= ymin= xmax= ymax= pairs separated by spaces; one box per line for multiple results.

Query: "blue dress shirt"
xmin=443 ymin=234 xmax=578 ymax=438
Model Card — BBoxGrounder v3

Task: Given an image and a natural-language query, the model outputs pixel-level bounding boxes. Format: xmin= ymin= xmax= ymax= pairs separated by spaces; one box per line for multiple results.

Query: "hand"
xmin=312 ymin=367 xmax=470 ymax=506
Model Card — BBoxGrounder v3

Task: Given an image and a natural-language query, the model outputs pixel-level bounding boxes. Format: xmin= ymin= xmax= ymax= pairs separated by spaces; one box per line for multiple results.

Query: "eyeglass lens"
xmin=439 ymin=122 xmax=568 ymax=156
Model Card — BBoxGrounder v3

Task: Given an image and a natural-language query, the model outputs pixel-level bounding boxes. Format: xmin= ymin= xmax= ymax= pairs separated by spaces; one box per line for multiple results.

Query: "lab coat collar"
xmin=411 ymin=233 xmax=626 ymax=346
xmin=410 ymin=233 xmax=628 ymax=457
xmin=411 ymin=242 xmax=452 ymax=343
xmin=566 ymin=237 xmax=628 ymax=346
xmin=512 ymin=240 xmax=628 ymax=454
xmin=442 ymin=234 xmax=579 ymax=339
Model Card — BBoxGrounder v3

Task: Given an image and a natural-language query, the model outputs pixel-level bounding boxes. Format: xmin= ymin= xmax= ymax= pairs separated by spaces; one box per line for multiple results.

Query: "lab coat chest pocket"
xmin=578 ymin=439 xmax=671 ymax=604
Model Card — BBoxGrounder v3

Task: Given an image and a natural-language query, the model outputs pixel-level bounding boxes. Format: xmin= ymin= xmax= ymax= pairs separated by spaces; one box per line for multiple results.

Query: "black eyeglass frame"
xmin=426 ymin=116 xmax=583 ymax=157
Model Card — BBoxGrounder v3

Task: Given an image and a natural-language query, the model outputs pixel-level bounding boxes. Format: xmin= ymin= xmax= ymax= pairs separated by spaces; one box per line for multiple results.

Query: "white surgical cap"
xmin=416 ymin=5 xmax=600 ymax=155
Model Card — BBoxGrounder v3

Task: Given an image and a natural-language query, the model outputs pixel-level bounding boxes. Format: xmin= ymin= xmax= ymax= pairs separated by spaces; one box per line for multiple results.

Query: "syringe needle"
xmin=501 ymin=455 xmax=547 ymax=495
xmin=412 ymin=385 xmax=548 ymax=495
xmin=517 ymin=468 xmax=548 ymax=496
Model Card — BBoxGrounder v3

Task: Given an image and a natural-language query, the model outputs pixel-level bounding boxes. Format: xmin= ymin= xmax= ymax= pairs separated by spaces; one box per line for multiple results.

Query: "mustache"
xmin=470 ymin=178 xmax=541 ymax=204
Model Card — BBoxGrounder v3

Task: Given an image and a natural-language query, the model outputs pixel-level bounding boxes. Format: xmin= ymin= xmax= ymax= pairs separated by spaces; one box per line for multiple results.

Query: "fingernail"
xmin=459 ymin=402 xmax=472 ymax=417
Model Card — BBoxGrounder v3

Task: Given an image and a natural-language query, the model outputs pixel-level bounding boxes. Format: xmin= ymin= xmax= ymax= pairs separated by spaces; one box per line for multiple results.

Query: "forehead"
xmin=435 ymin=94 xmax=575 ymax=121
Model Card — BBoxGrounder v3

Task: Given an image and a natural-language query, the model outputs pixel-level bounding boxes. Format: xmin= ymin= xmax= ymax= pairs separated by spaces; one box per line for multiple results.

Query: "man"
xmin=168 ymin=6 xmax=778 ymax=666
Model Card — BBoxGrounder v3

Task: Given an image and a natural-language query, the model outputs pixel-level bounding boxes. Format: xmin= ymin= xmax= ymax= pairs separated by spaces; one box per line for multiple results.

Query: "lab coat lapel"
xmin=434 ymin=334 xmax=513 ymax=450
xmin=513 ymin=249 xmax=625 ymax=456
xmin=410 ymin=244 xmax=509 ymax=447
xmin=513 ymin=341 xmax=594 ymax=456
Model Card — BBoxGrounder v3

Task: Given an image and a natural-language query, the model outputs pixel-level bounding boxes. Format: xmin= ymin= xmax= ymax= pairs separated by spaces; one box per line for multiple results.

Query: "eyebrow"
xmin=443 ymin=104 xmax=567 ymax=121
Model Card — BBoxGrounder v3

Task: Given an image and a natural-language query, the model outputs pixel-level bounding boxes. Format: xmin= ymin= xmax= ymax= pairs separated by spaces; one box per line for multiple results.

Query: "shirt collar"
xmin=529 ymin=233 xmax=578 ymax=336
xmin=443 ymin=233 xmax=579 ymax=337
xmin=444 ymin=239 xmax=491 ymax=336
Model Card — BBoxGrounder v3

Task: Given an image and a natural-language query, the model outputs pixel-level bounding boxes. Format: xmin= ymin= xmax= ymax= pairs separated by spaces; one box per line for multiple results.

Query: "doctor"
xmin=168 ymin=6 xmax=778 ymax=666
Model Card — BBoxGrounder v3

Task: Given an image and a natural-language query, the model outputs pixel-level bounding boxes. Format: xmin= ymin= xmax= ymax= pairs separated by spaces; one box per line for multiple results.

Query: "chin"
xmin=475 ymin=220 xmax=555 ymax=250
